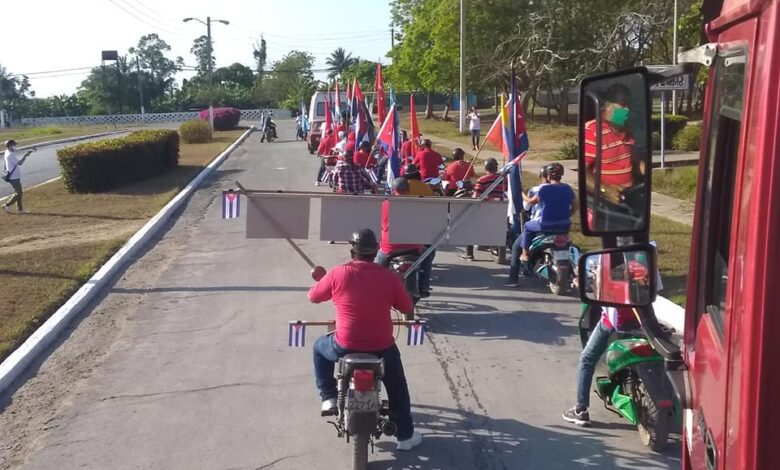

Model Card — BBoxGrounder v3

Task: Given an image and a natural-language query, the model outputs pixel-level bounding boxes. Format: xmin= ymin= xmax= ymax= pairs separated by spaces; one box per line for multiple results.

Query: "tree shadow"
xmin=367 ymin=404 xmax=680 ymax=469
xmin=110 ymin=168 xmax=244 ymax=196
xmin=0 ymin=269 xmax=81 ymax=281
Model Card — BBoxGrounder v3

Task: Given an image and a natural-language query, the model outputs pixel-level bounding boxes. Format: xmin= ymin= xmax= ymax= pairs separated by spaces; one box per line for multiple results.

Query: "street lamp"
xmin=183 ymin=16 xmax=230 ymax=130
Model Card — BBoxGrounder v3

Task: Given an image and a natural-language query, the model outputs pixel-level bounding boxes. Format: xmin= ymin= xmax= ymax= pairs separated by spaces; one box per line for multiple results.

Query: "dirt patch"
xmin=0 ymin=220 xmax=143 ymax=256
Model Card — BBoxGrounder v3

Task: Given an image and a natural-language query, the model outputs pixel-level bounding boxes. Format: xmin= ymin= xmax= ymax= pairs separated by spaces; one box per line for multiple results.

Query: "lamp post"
xmin=672 ymin=0 xmax=678 ymax=115
xmin=183 ymin=16 xmax=230 ymax=130
xmin=458 ymin=0 xmax=466 ymax=133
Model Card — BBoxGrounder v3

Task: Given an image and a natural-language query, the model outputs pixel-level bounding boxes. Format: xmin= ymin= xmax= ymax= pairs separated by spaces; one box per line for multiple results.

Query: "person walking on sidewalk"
xmin=3 ymin=140 xmax=34 ymax=214
xmin=468 ymin=107 xmax=481 ymax=150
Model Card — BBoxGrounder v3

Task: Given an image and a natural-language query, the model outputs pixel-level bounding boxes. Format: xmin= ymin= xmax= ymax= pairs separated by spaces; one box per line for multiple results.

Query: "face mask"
xmin=609 ymin=106 xmax=630 ymax=126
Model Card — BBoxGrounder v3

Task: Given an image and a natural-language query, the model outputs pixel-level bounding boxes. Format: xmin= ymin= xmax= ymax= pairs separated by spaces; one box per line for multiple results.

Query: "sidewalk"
xmin=428 ymin=134 xmax=695 ymax=226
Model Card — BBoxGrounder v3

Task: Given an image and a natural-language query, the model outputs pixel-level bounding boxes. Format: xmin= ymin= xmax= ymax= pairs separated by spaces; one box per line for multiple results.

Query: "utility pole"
xmin=136 ymin=56 xmax=145 ymax=115
xmin=390 ymin=27 xmax=394 ymax=50
xmin=183 ymin=16 xmax=229 ymax=130
xmin=458 ymin=0 xmax=466 ymax=133
xmin=672 ymin=0 xmax=678 ymax=115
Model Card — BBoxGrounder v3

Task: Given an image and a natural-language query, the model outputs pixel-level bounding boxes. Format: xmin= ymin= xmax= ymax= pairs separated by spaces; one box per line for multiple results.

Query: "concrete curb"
xmin=0 ymin=126 xmax=256 ymax=394
xmin=14 ymin=129 xmax=131 ymax=151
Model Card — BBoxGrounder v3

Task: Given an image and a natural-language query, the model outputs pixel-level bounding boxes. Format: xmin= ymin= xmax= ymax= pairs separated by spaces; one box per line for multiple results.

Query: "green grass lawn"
xmin=653 ymin=166 xmax=699 ymax=202
xmin=0 ymin=125 xmax=128 ymax=150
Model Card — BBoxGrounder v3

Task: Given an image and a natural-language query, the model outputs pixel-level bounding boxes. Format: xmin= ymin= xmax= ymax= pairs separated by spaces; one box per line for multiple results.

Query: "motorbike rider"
xmin=506 ymin=167 xmax=549 ymax=285
xmin=444 ymin=148 xmax=476 ymax=196
xmin=563 ymin=253 xmax=647 ymax=427
xmin=518 ymin=163 xmax=577 ymax=263
xmin=412 ymin=138 xmax=443 ymax=181
xmin=332 ymin=149 xmax=377 ymax=194
xmin=261 ymin=111 xmax=277 ymax=142
xmin=464 ymin=158 xmax=506 ymax=260
xmin=402 ymin=164 xmax=434 ymax=197
xmin=316 ymin=129 xmax=337 ymax=186
xmin=376 ymin=177 xmax=435 ymax=298
xmin=308 ymin=228 xmax=423 ymax=450
xmin=354 ymin=140 xmax=377 ymax=169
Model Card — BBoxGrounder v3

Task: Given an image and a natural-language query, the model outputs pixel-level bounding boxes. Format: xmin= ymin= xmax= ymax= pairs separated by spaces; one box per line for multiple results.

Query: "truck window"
xmin=316 ymin=102 xmax=325 ymax=117
xmin=696 ymin=48 xmax=747 ymax=339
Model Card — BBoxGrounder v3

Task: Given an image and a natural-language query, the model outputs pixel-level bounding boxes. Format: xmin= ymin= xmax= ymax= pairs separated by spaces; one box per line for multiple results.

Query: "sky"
xmin=2 ymin=0 xmax=393 ymax=98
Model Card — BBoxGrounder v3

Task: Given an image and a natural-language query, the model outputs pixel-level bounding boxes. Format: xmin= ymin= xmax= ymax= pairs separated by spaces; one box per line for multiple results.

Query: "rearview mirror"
xmin=578 ymin=68 xmax=652 ymax=236
xmin=578 ymin=244 xmax=657 ymax=308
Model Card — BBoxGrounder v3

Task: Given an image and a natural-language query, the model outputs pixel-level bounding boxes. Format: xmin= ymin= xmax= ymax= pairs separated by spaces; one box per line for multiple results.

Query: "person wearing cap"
xmin=3 ymin=140 xmax=33 ymax=214
xmin=353 ymin=140 xmax=376 ymax=168
xmin=309 ymin=228 xmax=422 ymax=451
xmin=332 ymin=130 xmax=348 ymax=156
xmin=332 ymin=149 xmax=377 ymax=194
xmin=444 ymin=148 xmax=476 ymax=194
xmin=402 ymin=163 xmax=434 ymax=197
xmin=316 ymin=129 xmax=337 ymax=186
xmin=412 ymin=139 xmax=443 ymax=181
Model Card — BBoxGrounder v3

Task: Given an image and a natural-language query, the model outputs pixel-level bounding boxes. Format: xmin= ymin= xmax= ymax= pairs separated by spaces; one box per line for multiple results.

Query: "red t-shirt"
xmin=318 ymin=135 xmax=335 ymax=156
xmin=473 ymin=173 xmax=506 ymax=200
xmin=584 ymin=119 xmax=635 ymax=187
xmin=354 ymin=149 xmax=376 ymax=168
xmin=400 ymin=140 xmax=413 ymax=162
xmin=308 ymin=260 xmax=413 ymax=351
xmin=380 ymin=200 xmax=424 ymax=255
xmin=413 ymin=148 xmax=444 ymax=180
xmin=445 ymin=160 xmax=476 ymax=185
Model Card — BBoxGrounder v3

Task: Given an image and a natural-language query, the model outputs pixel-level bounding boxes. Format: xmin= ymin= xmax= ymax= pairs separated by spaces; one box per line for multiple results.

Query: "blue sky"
xmin=3 ymin=0 xmax=393 ymax=97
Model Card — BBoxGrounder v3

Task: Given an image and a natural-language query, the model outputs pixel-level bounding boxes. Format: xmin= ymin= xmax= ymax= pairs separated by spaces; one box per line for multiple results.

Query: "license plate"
xmin=553 ymin=250 xmax=570 ymax=261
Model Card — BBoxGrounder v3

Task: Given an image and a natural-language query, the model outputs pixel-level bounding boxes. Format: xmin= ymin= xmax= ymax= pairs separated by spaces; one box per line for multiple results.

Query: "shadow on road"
xmin=368 ymin=404 xmax=680 ymax=469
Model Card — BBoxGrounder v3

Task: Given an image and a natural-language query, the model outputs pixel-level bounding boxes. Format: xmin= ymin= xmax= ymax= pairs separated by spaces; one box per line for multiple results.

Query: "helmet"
xmin=545 ymin=163 xmax=564 ymax=180
xmin=484 ymin=158 xmax=498 ymax=173
xmin=5 ymin=139 xmax=16 ymax=148
xmin=538 ymin=166 xmax=548 ymax=179
xmin=392 ymin=177 xmax=410 ymax=194
xmin=420 ymin=138 xmax=432 ymax=148
xmin=350 ymin=229 xmax=379 ymax=256
xmin=404 ymin=163 xmax=420 ymax=177
xmin=359 ymin=140 xmax=371 ymax=151
xmin=452 ymin=148 xmax=465 ymax=161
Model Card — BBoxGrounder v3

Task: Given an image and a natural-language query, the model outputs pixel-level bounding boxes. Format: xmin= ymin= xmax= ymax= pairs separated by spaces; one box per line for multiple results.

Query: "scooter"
xmin=524 ymin=229 xmax=578 ymax=295
xmin=262 ymin=121 xmax=278 ymax=143
xmin=327 ymin=354 xmax=397 ymax=470
xmin=579 ymin=304 xmax=675 ymax=452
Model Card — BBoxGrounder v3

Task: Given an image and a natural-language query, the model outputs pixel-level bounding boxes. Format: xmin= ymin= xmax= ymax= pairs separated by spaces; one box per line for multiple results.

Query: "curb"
xmin=13 ymin=129 xmax=132 ymax=151
xmin=0 ymin=126 xmax=256 ymax=394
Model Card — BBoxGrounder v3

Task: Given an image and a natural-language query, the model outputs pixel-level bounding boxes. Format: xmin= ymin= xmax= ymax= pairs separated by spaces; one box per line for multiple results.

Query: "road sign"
xmin=647 ymin=66 xmax=690 ymax=91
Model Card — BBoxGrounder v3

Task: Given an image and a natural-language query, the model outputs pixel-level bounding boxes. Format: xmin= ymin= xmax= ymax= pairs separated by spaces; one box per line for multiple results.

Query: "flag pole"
xmin=463 ymin=136 xmax=490 ymax=179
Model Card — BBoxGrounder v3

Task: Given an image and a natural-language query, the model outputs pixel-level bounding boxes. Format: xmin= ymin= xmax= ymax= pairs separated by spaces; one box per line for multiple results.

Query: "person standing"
xmin=3 ymin=140 xmax=33 ymax=214
xmin=468 ymin=107 xmax=481 ymax=150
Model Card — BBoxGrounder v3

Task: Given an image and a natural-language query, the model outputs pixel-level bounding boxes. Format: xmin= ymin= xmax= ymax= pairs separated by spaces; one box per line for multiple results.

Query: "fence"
xmin=19 ymin=108 xmax=291 ymax=127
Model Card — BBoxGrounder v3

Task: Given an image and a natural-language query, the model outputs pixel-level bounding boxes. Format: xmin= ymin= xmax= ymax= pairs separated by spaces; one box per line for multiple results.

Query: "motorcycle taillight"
xmin=394 ymin=261 xmax=413 ymax=273
xmin=352 ymin=369 xmax=375 ymax=392
xmin=629 ymin=343 xmax=657 ymax=357
xmin=553 ymin=235 xmax=570 ymax=247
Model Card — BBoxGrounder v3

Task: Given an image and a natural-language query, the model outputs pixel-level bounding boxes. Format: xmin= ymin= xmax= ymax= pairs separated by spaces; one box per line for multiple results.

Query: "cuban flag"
xmin=351 ymin=79 xmax=364 ymax=127
xmin=300 ymin=99 xmax=309 ymax=134
xmin=354 ymin=101 xmax=375 ymax=152
xmin=407 ymin=321 xmax=426 ymax=346
xmin=222 ymin=190 xmax=240 ymax=219
xmin=376 ymin=103 xmax=400 ymax=188
xmin=288 ymin=322 xmax=306 ymax=347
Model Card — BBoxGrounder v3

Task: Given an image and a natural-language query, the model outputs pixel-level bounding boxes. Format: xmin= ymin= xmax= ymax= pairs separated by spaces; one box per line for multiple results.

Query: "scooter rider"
xmin=505 ymin=167 xmax=549 ymax=285
xmin=518 ymin=163 xmax=577 ymax=263
xmin=309 ymin=229 xmax=423 ymax=450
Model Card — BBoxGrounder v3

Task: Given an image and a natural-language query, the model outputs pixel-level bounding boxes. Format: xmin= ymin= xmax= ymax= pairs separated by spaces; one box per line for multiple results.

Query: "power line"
xmin=105 ymin=0 xmax=187 ymax=37
xmin=11 ymin=66 xmax=98 ymax=77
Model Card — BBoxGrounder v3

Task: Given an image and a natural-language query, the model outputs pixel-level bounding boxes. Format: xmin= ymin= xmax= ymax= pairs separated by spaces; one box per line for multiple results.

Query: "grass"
xmin=0 ymin=129 xmax=245 ymax=360
xmin=653 ymin=167 xmax=699 ymax=202
xmin=0 ymin=125 xmax=129 ymax=150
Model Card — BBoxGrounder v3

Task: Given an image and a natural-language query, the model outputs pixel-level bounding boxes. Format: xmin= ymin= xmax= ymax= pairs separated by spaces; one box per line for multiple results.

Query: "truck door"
xmin=688 ymin=39 xmax=749 ymax=470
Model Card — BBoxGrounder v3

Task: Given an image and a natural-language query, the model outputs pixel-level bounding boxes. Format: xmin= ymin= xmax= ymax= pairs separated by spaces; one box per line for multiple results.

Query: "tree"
xmin=326 ymin=48 xmax=358 ymax=80
xmin=341 ymin=60 xmax=378 ymax=89
xmin=129 ymin=34 xmax=182 ymax=112
xmin=214 ymin=63 xmax=255 ymax=88
xmin=253 ymin=36 xmax=267 ymax=77
xmin=255 ymin=50 xmax=316 ymax=110
xmin=191 ymin=35 xmax=215 ymax=76
xmin=0 ymin=65 xmax=32 ymax=120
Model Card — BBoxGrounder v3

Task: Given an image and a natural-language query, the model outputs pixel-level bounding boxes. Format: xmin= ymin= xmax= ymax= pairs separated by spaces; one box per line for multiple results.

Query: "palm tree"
xmin=326 ymin=48 xmax=358 ymax=80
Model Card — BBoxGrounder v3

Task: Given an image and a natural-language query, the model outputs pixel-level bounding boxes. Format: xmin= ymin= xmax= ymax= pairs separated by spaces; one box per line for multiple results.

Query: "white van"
xmin=308 ymin=91 xmax=349 ymax=125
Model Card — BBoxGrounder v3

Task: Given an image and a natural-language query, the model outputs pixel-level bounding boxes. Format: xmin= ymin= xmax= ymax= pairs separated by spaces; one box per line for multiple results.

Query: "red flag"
xmin=409 ymin=94 xmax=420 ymax=156
xmin=375 ymin=63 xmax=386 ymax=125
xmin=323 ymin=93 xmax=333 ymax=137
xmin=484 ymin=94 xmax=529 ymax=160
xmin=376 ymin=104 xmax=396 ymax=150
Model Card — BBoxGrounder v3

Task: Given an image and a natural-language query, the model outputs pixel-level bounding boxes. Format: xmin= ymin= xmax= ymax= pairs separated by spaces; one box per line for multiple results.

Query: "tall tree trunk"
xmin=494 ymin=87 xmax=499 ymax=114
xmin=557 ymin=87 xmax=570 ymax=124
xmin=425 ymin=90 xmax=434 ymax=119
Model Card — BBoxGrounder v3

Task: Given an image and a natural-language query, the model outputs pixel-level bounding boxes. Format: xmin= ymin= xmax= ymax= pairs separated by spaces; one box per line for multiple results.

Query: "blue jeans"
xmin=576 ymin=320 xmax=614 ymax=409
xmin=471 ymin=129 xmax=480 ymax=148
xmin=313 ymin=334 xmax=414 ymax=440
xmin=508 ymin=235 xmax=524 ymax=281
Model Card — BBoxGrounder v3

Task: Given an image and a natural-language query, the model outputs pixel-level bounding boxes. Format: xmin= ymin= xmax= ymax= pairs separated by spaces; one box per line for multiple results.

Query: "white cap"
xmin=338 ymin=131 xmax=345 ymax=138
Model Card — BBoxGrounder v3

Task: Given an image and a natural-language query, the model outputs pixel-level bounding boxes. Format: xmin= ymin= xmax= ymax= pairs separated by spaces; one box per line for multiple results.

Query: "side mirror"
xmin=578 ymin=68 xmax=652 ymax=236
xmin=578 ymin=243 xmax=657 ymax=308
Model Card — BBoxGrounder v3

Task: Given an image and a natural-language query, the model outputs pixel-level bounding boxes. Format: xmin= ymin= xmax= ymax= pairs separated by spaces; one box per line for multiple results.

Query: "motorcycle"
xmin=386 ymin=249 xmax=421 ymax=320
xmin=328 ymin=354 xmax=397 ymax=470
xmin=524 ymin=228 xmax=578 ymax=295
xmin=579 ymin=304 xmax=675 ymax=452
xmin=262 ymin=122 xmax=278 ymax=143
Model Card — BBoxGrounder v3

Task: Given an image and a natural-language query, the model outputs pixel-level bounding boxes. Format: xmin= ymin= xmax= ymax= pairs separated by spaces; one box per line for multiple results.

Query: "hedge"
xmin=179 ymin=119 xmax=212 ymax=143
xmin=651 ymin=114 xmax=689 ymax=142
xmin=199 ymin=107 xmax=241 ymax=131
xmin=57 ymin=130 xmax=180 ymax=193
xmin=672 ymin=123 xmax=702 ymax=151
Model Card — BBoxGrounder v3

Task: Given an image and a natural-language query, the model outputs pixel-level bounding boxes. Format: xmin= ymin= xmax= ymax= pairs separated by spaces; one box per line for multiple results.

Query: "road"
xmin=0 ymin=121 xmax=680 ymax=469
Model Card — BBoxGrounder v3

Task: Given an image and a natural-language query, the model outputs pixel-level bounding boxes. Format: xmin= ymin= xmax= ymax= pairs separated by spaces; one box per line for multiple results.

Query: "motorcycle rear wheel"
xmin=352 ymin=432 xmax=370 ymax=470
xmin=635 ymin=382 xmax=670 ymax=452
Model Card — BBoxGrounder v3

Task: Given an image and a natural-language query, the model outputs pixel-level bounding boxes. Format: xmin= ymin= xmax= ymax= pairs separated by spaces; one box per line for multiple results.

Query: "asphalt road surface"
xmin=0 ymin=121 xmax=681 ymax=469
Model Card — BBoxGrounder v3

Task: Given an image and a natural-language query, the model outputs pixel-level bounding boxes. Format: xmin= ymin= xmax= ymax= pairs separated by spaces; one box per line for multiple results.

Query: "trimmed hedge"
xmin=57 ymin=130 xmax=180 ymax=193
xmin=672 ymin=123 xmax=702 ymax=151
xmin=651 ymin=114 xmax=689 ymax=142
xmin=179 ymin=119 xmax=212 ymax=143
xmin=199 ymin=107 xmax=241 ymax=131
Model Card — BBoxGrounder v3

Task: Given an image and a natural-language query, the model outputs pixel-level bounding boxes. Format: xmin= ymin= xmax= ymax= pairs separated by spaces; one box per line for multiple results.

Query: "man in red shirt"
xmin=309 ymin=229 xmax=422 ymax=451
xmin=444 ymin=148 xmax=476 ymax=195
xmin=316 ymin=129 xmax=337 ymax=185
xmin=399 ymin=130 xmax=414 ymax=170
xmin=412 ymin=139 xmax=443 ymax=180
xmin=473 ymin=158 xmax=506 ymax=200
xmin=353 ymin=140 xmax=376 ymax=168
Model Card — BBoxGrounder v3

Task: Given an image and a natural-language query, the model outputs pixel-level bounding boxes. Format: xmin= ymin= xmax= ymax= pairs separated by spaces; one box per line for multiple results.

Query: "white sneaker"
xmin=320 ymin=398 xmax=337 ymax=416
xmin=396 ymin=431 xmax=422 ymax=451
